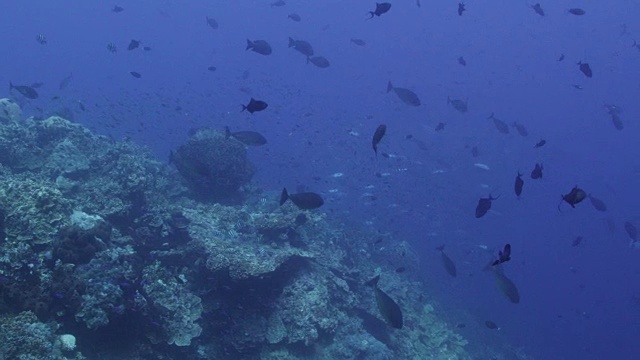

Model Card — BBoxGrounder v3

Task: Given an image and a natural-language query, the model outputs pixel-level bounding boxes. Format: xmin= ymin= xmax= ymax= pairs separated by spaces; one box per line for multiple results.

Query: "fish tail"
xmin=288 ymin=37 xmax=295 ymax=47
xmin=386 ymin=81 xmax=393 ymax=93
xmin=246 ymin=39 xmax=253 ymax=50
xmin=241 ymin=105 xmax=247 ymax=112
xmin=365 ymin=275 xmax=380 ymax=287
xmin=279 ymin=188 xmax=289 ymax=206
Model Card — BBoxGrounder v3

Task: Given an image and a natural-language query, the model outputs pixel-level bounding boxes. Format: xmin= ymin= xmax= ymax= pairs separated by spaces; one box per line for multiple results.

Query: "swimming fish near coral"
xmin=365 ymin=275 xmax=403 ymax=329
xmin=9 ymin=82 xmax=38 ymax=99
xmin=530 ymin=163 xmax=543 ymax=179
xmin=372 ymin=124 xmax=387 ymax=156
xmin=435 ymin=245 xmax=457 ymax=277
xmin=224 ymin=126 xmax=267 ymax=146
xmin=242 ymin=98 xmax=268 ymax=113
xmin=514 ymin=172 xmax=524 ymax=198
xmin=280 ymin=188 xmax=324 ymax=209
xmin=246 ymin=39 xmax=272 ymax=55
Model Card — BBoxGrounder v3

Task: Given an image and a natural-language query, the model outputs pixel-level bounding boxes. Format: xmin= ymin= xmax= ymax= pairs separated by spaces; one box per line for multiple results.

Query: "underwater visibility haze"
xmin=1 ymin=1 xmax=640 ymax=359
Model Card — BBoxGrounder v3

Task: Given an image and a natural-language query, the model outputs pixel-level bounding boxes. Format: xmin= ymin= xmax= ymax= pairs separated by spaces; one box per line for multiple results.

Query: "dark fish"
xmin=588 ymin=194 xmax=607 ymax=212
xmin=107 ymin=42 xmax=117 ymax=53
xmin=351 ymin=38 xmax=366 ymax=46
xmin=514 ymin=172 xmax=524 ymax=198
xmin=387 ymin=81 xmax=421 ymax=106
xmin=512 ymin=122 xmax=528 ymax=136
xmin=557 ymin=53 xmax=565 ymax=62
xmin=475 ymin=194 xmax=498 ymax=218
xmin=225 ymin=126 xmax=267 ymax=146
xmin=206 ymin=16 xmax=219 ymax=29
xmin=577 ymin=61 xmax=592 ymax=78
xmin=129 ymin=71 xmax=141 ymax=78
xmin=457 ymin=56 xmax=466 ymax=66
xmin=365 ymin=275 xmax=403 ymax=329
xmin=534 ymin=139 xmax=546 ymax=148
xmin=288 ymin=13 xmax=301 ymax=22
xmin=471 ymin=146 xmax=479 ymax=157
xmin=485 ymin=320 xmax=498 ymax=329
xmin=143 ymin=46 xmax=151 ymax=51
xmin=531 ymin=3 xmax=544 ymax=16
xmin=487 ymin=113 xmax=509 ymax=134
xmin=435 ymin=122 xmax=445 ymax=132
xmin=368 ymin=2 xmax=392 ymax=18
xmin=271 ymin=0 xmax=286 ymax=7
xmin=59 ymin=73 xmax=73 ymax=90
xmin=572 ymin=236 xmax=583 ymax=247
xmin=372 ymin=124 xmax=387 ymax=156
xmin=633 ymin=40 xmax=640 ymax=51
xmin=530 ymin=163 xmax=543 ymax=179
xmin=207 ymin=66 xmax=217 ymax=72
xmin=127 ymin=39 xmax=141 ymax=50
xmin=246 ymin=39 xmax=272 ymax=55
xmin=288 ymin=37 xmax=314 ymax=57
xmin=280 ymin=188 xmax=324 ymax=209
xmin=559 ymin=186 xmax=587 ymax=210
xmin=9 ymin=82 xmax=38 ymax=99
xmin=241 ymin=98 xmax=268 ymax=114
xmin=307 ymin=56 xmax=330 ymax=68
xmin=492 ymin=268 xmax=520 ymax=304
xmin=457 ymin=3 xmax=466 ymax=16
xmin=416 ymin=0 xmax=421 ymax=7
xmin=435 ymin=245 xmax=457 ymax=277
xmin=492 ymin=244 xmax=511 ymax=266
xmin=605 ymin=105 xmax=623 ymax=130
xmin=448 ymin=97 xmax=468 ymax=113
xmin=112 ymin=5 xmax=124 ymax=13
xmin=568 ymin=8 xmax=585 ymax=15
xmin=624 ymin=222 xmax=637 ymax=242
xmin=395 ymin=267 xmax=406 ymax=273
xmin=36 ymin=34 xmax=47 ymax=45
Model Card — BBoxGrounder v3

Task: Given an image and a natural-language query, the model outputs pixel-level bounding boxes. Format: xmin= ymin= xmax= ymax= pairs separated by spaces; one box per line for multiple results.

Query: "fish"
xmin=387 ymin=81 xmax=421 ymax=106
xmin=307 ymin=56 xmax=330 ymax=68
xmin=127 ymin=40 xmax=141 ymax=50
xmin=531 ymin=3 xmax=544 ymax=16
xmin=288 ymin=37 xmax=314 ymax=57
xmin=624 ymin=222 xmax=637 ymax=242
xmin=435 ymin=122 xmax=445 ymax=131
xmin=572 ymin=236 xmax=584 ymax=247
xmin=530 ymin=163 xmax=543 ymax=179
xmin=485 ymin=320 xmax=498 ymax=329
xmin=365 ymin=275 xmax=403 ymax=329
xmin=225 ymin=126 xmax=267 ymax=146
xmin=9 ymin=82 xmax=39 ymax=99
xmin=568 ymin=8 xmax=586 ymax=16
xmin=559 ymin=186 xmax=587 ymax=210
xmin=492 ymin=244 xmax=511 ymax=266
xmin=206 ymin=16 xmax=219 ymax=29
xmin=241 ymin=98 xmax=268 ymax=114
xmin=534 ymin=139 xmax=546 ymax=148
xmin=457 ymin=56 xmax=466 ymax=66
xmin=372 ymin=124 xmax=387 ymax=156
xmin=395 ymin=267 xmax=406 ymax=273
xmin=633 ymin=40 xmax=640 ymax=51
xmin=112 ymin=5 xmax=124 ymax=13
xmin=487 ymin=113 xmax=509 ymax=134
xmin=577 ymin=61 xmax=592 ymax=78
xmin=368 ymin=3 xmax=392 ymax=18
xmin=351 ymin=39 xmax=366 ymax=46
xmin=457 ymin=3 xmax=466 ymax=16
xmin=448 ymin=97 xmax=468 ymax=113
xmin=129 ymin=71 xmax=142 ymax=78
xmin=280 ymin=188 xmax=324 ymax=209
xmin=610 ymin=112 xmax=624 ymax=130
xmin=107 ymin=42 xmax=117 ymax=53
xmin=59 ymin=73 xmax=73 ymax=90
xmin=77 ymin=101 xmax=86 ymax=111
xmin=36 ymin=34 xmax=47 ymax=45
xmin=514 ymin=172 xmax=524 ymax=198
xmin=207 ymin=66 xmax=217 ymax=72
xmin=143 ymin=46 xmax=151 ymax=51
xmin=491 ymin=268 xmax=520 ymax=304
xmin=246 ymin=39 xmax=272 ymax=55
xmin=475 ymin=194 xmax=498 ymax=218
xmin=474 ymin=163 xmax=490 ymax=170
xmin=435 ymin=245 xmax=457 ymax=277
xmin=271 ymin=0 xmax=286 ymax=7
xmin=588 ymin=194 xmax=607 ymax=212
xmin=557 ymin=54 xmax=565 ymax=62
xmin=288 ymin=13 xmax=301 ymax=22
xmin=512 ymin=122 xmax=528 ymax=136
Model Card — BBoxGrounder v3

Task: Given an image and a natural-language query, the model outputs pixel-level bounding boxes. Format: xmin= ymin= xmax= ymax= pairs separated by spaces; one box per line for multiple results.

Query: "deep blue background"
xmin=2 ymin=1 xmax=640 ymax=359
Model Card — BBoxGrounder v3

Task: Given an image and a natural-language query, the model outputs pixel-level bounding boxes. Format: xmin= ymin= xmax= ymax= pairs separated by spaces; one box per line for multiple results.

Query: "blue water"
xmin=2 ymin=1 xmax=640 ymax=359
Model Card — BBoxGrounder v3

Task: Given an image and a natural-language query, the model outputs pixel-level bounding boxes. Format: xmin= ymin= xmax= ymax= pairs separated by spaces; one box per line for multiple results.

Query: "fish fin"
xmin=386 ymin=81 xmax=393 ymax=93
xmin=279 ymin=188 xmax=289 ymax=206
xmin=241 ymin=105 xmax=247 ymax=112
xmin=246 ymin=39 xmax=253 ymax=50
xmin=365 ymin=275 xmax=380 ymax=287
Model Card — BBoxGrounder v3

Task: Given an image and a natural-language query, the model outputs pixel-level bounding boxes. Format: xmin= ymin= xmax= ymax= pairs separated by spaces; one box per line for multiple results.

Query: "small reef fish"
xmin=530 ymin=163 xmax=543 ymax=179
xmin=246 ymin=39 xmax=272 ymax=55
xmin=448 ymin=97 xmax=468 ymax=113
xmin=368 ymin=2 xmax=392 ymax=18
xmin=458 ymin=3 xmax=466 ymax=16
xmin=242 ymin=98 xmax=268 ymax=113
xmin=588 ymin=194 xmax=607 ymax=212
xmin=568 ymin=8 xmax=586 ymax=16
xmin=559 ymin=186 xmax=587 ymax=210
xmin=577 ymin=61 xmax=592 ymax=78
xmin=387 ymin=81 xmax=421 ymax=106
xmin=475 ymin=193 xmax=498 ymax=218
xmin=534 ymin=139 xmax=546 ymax=148
xmin=224 ymin=126 xmax=267 ymax=146
xmin=491 ymin=268 xmax=520 ymax=304
xmin=514 ymin=172 xmax=524 ymax=198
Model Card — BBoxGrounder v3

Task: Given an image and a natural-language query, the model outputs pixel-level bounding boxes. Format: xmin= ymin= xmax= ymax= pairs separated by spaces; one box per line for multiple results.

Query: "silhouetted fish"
xmin=588 ymin=194 xmax=607 ymax=212
xmin=225 ymin=126 xmax=267 ymax=146
xmin=128 ymin=39 xmax=141 ymax=50
xmin=365 ymin=275 xmax=403 ymax=329
xmin=9 ymin=82 xmax=38 ymax=99
xmin=129 ymin=71 xmax=141 ymax=78
xmin=387 ymin=81 xmax=420 ymax=106
xmin=458 ymin=3 xmax=466 ymax=16
xmin=605 ymin=104 xmax=623 ymax=130
xmin=557 ymin=54 xmax=565 ymax=62
xmin=207 ymin=66 xmax=217 ymax=72
xmin=534 ymin=139 xmax=546 ymax=148
xmin=448 ymin=97 xmax=468 ymax=113
xmin=492 ymin=244 xmax=511 ymax=266
xmin=372 ymin=124 xmax=387 ymax=156
xmin=512 ymin=122 xmax=528 ymax=136
xmin=485 ymin=320 xmax=498 ymax=329
xmin=492 ymin=268 xmax=520 ymax=304
xmin=288 ymin=13 xmax=301 ymax=22
xmin=572 ymin=236 xmax=583 ymax=247
xmin=489 ymin=113 xmax=509 ymax=134
xmin=206 ymin=16 xmax=219 ymax=29
xmin=288 ymin=37 xmax=314 ymax=57
xmin=112 ymin=5 xmax=124 ymax=13
xmin=514 ymin=172 xmax=524 ymax=198
xmin=475 ymin=194 xmax=498 ymax=218
xmin=578 ymin=61 xmax=592 ymax=78
xmin=368 ymin=3 xmax=392 ymax=18
xmin=530 ymin=163 xmax=543 ymax=179
xmin=307 ymin=56 xmax=330 ymax=68
xmin=59 ymin=73 xmax=73 ymax=90
xmin=624 ymin=221 xmax=637 ymax=242
xmin=559 ymin=186 xmax=587 ymax=209
xmin=457 ymin=56 xmax=466 ymax=66
xmin=280 ymin=188 xmax=324 ymax=209
xmin=271 ymin=0 xmax=286 ymax=7
xmin=568 ymin=8 xmax=585 ymax=15
xmin=531 ymin=3 xmax=544 ymax=16
xmin=241 ymin=98 xmax=268 ymax=113
xmin=351 ymin=38 xmax=366 ymax=46
xmin=436 ymin=245 xmax=457 ymax=277
xmin=246 ymin=39 xmax=272 ymax=55
xmin=435 ymin=122 xmax=445 ymax=132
